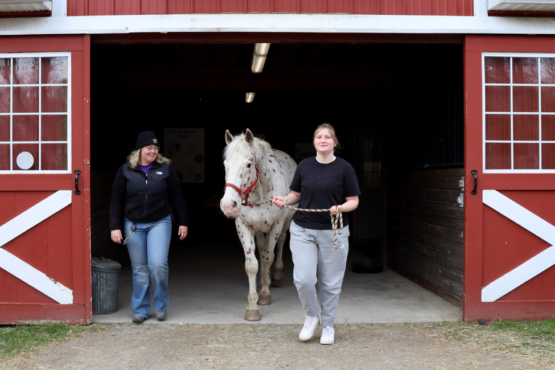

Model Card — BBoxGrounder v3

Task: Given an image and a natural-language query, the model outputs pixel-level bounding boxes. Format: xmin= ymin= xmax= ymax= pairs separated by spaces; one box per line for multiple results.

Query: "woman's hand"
xmin=330 ymin=205 xmax=343 ymax=215
xmin=111 ymin=230 xmax=123 ymax=244
xmin=272 ymin=196 xmax=288 ymax=209
xmin=330 ymin=196 xmax=359 ymax=215
xmin=178 ymin=226 xmax=188 ymax=241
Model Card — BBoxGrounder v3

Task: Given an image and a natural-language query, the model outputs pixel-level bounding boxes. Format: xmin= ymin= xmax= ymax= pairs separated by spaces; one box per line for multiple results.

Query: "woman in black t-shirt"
xmin=272 ymin=123 xmax=360 ymax=345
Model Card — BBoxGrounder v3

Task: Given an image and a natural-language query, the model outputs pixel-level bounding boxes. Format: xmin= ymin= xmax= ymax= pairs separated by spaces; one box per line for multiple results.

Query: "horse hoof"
xmin=258 ymin=294 xmax=272 ymax=305
xmin=244 ymin=309 xmax=261 ymax=321
xmin=257 ymin=284 xmax=262 ymax=293
xmin=271 ymin=277 xmax=283 ymax=287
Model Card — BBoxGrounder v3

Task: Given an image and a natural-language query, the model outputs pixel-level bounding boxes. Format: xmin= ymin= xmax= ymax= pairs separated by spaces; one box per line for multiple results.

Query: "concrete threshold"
xmin=93 ymin=244 xmax=461 ymax=325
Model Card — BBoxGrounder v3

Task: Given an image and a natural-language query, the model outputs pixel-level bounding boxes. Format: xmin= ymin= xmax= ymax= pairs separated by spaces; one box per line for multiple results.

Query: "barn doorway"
xmin=89 ymin=41 xmax=463 ymax=323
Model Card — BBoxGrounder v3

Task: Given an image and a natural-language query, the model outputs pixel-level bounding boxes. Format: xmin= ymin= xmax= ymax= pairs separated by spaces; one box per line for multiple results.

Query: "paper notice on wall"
xmin=164 ymin=128 xmax=205 ymax=183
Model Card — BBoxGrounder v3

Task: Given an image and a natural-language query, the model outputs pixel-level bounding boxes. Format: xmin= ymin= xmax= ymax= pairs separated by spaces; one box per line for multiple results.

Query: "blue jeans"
xmin=124 ymin=215 xmax=172 ymax=317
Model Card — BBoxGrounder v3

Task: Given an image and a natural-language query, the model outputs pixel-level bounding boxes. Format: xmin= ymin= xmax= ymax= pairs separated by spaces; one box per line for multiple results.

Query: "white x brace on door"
xmin=481 ymin=190 xmax=555 ymax=302
xmin=0 ymin=191 xmax=73 ymax=304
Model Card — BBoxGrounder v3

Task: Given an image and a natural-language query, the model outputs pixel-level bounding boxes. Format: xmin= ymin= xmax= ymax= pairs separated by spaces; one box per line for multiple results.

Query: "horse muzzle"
xmin=220 ymin=197 xmax=241 ymax=218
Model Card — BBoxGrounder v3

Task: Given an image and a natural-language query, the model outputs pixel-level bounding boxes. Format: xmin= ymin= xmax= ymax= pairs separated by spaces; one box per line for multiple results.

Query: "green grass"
xmin=488 ymin=318 xmax=555 ymax=342
xmin=429 ymin=319 xmax=555 ymax=364
xmin=0 ymin=323 xmax=103 ymax=359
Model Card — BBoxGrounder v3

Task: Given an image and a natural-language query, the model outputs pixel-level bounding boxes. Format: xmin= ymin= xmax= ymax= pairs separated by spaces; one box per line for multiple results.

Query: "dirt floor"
xmin=0 ymin=323 xmax=547 ymax=370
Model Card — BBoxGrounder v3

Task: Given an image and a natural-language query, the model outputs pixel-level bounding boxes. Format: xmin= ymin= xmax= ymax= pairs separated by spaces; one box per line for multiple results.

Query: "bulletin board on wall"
xmin=164 ymin=128 xmax=205 ymax=183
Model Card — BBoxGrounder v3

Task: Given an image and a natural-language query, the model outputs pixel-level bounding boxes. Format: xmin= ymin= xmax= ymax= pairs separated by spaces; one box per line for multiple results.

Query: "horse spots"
xmin=247 ymin=249 xmax=252 ymax=254
xmin=269 ymin=160 xmax=272 ymax=163
xmin=275 ymin=237 xmax=278 ymax=240
xmin=264 ymin=221 xmax=267 ymax=224
xmin=240 ymin=174 xmax=243 ymax=178
xmin=273 ymin=169 xmax=275 ymax=172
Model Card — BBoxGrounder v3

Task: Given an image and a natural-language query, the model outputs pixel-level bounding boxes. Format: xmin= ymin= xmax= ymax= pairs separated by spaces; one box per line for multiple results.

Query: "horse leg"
xmin=256 ymin=231 xmax=265 ymax=293
xmin=237 ymin=220 xmax=261 ymax=321
xmin=255 ymin=232 xmax=271 ymax=305
xmin=258 ymin=224 xmax=284 ymax=305
xmin=253 ymin=237 xmax=265 ymax=293
xmin=271 ymin=218 xmax=290 ymax=288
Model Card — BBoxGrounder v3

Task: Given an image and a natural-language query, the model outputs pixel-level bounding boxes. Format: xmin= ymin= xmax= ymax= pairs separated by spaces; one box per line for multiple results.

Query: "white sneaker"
xmin=320 ymin=326 xmax=335 ymax=345
xmin=299 ymin=316 xmax=319 ymax=341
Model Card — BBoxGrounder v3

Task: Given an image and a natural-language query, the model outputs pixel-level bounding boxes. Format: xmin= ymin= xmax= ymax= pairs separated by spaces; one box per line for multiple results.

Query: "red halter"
xmin=224 ymin=167 xmax=259 ymax=208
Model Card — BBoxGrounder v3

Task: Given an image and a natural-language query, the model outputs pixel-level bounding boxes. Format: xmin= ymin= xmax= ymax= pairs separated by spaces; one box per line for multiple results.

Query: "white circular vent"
xmin=16 ymin=151 xmax=34 ymax=170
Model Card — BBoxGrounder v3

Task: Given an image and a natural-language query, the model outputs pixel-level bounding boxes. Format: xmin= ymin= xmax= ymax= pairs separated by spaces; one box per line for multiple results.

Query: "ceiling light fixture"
xmin=251 ymin=43 xmax=271 ymax=73
xmin=246 ymin=92 xmax=255 ymax=103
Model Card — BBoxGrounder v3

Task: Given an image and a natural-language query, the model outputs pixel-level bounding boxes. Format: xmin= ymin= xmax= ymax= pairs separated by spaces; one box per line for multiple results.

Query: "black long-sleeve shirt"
xmin=109 ymin=161 xmax=189 ymax=230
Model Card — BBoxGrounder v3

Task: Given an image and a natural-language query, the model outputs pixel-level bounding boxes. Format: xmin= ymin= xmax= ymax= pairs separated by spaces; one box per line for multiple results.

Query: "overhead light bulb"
xmin=251 ymin=43 xmax=271 ymax=73
xmin=246 ymin=92 xmax=255 ymax=103
xmin=254 ymin=43 xmax=271 ymax=55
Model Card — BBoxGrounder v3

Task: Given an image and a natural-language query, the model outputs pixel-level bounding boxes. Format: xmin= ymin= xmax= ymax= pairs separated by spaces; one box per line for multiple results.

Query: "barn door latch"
xmin=471 ymin=170 xmax=478 ymax=195
xmin=74 ymin=170 xmax=81 ymax=195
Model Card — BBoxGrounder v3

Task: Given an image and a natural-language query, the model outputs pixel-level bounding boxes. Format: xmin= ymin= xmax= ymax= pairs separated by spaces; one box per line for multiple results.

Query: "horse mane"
xmin=223 ymin=133 xmax=274 ymax=161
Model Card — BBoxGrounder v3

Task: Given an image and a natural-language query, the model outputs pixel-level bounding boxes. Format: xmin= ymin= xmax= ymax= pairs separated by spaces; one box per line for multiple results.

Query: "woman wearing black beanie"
xmin=109 ymin=131 xmax=189 ymax=323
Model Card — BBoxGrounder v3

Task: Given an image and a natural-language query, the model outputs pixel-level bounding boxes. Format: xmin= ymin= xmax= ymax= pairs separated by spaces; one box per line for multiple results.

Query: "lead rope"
xmin=249 ymin=199 xmax=344 ymax=249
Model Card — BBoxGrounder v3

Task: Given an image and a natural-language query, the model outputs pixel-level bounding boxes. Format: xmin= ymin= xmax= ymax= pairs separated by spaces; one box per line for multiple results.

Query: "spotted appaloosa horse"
xmin=220 ymin=129 xmax=297 ymax=321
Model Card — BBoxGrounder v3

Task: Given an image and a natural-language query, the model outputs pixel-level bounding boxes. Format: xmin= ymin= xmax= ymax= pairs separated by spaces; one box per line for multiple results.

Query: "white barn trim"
xmin=1 ymin=14 xmax=555 ymax=36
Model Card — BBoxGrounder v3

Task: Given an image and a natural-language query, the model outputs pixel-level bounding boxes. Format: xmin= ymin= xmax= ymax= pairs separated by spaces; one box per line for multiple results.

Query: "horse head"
xmin=220 ymin=129 xmax=260 ymax=218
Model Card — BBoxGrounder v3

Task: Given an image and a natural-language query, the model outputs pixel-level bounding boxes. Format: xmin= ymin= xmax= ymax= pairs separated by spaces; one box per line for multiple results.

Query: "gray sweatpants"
xmin=289 ymin=221 xmax=350 ymax=328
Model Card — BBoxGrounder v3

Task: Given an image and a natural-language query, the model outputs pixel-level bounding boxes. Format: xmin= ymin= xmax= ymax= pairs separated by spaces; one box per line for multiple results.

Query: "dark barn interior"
xmin=89 ymin=41 xmax=465 ymax=308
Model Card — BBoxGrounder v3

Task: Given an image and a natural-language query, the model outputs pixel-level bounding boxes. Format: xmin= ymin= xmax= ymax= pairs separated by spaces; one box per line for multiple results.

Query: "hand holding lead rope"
xmin=252 ymin=197 xmax=344 ymax=249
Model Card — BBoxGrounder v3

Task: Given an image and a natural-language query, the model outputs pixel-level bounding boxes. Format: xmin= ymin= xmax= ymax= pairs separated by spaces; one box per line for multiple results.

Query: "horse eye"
xmin=247 ymin=164 xmax=251 ymax=168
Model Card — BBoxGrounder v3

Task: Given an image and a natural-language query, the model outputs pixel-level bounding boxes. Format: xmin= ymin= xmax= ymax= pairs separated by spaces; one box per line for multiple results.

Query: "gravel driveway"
xmin=0 ymin=323 xmax=544 ymax=370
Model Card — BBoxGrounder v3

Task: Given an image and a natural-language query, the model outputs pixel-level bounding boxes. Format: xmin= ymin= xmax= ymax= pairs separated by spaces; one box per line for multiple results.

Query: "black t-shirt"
xmin=290 ymin=157 xmax=361 ymax=230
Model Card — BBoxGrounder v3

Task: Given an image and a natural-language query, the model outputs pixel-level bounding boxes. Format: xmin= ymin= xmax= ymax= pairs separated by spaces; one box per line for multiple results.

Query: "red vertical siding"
xmin=168 ymin=0 xmax=193 ymax=14
xmin=69 ymin=0 xmax=473 ymax=15
xmin=115 ymin=0 xmax=141 ymax=14
xmin=248 ymin=0 xmax=272 ymax=13
xmin=141 ymin=0 xmax=166 ymax=14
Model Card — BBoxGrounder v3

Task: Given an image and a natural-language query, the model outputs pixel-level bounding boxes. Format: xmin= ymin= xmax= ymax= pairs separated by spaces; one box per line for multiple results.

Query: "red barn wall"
xmin=68 ymin=0 xmax=473 ymax=16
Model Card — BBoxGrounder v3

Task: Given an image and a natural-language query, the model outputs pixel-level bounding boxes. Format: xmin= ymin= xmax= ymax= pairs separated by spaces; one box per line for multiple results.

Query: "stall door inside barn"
xmin=465 ymin=36 xmax=555 ymax=322
xmin=0 ymin=36 xmax=91 ymax=324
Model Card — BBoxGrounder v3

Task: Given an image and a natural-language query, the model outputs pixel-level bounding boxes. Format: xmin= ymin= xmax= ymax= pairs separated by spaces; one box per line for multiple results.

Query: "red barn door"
xmin=0 ymin=36 xmax=91 ymax=324
xmin=465 ymin=36 xmax=555 ymax=322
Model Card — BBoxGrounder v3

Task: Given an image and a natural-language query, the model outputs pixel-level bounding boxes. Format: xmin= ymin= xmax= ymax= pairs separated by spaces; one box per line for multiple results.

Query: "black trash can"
xmin=92 ymin=257 xmax=122 ymax=315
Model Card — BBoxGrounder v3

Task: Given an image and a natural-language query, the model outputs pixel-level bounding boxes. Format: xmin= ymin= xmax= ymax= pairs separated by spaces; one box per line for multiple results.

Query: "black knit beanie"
xmin=135 ymin=131 xmax=160 ymax=150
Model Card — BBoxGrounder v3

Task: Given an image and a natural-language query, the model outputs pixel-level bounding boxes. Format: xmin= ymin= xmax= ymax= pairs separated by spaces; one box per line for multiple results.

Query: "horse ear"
xmin=225 ymin=130 xmax=234 ymax=145
xmin=245 ymin=129 xmax=254 ymax=145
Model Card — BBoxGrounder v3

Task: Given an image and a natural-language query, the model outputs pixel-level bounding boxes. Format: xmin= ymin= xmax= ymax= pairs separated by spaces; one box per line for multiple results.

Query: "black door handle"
xmin=471 ymin=170 xmax=478 ymax=195
xmin=75 ymin=170 xmax=81 ymax=195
